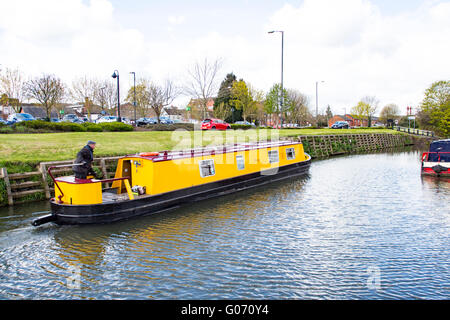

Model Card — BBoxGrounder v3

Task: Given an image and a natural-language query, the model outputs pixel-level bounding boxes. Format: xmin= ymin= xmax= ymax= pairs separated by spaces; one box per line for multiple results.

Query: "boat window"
xmin=286 ymin=148 xmax=295 ymax=160
xmin=268 ymin=150 xmax=279 ymax=163
xmin=236 ymin=155 xmax=245 ymax=170
xmin=199 ymin=159 xmax=215 ymax=177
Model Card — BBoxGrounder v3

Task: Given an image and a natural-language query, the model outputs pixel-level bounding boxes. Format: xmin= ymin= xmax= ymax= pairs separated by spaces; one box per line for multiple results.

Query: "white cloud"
xmin=263 ymin=0 xmax=450 ymax=114
xmin=0 ymin=0 xmax=449 ymax=114
xmin=168 ymin=15 xmax=185 ymax=25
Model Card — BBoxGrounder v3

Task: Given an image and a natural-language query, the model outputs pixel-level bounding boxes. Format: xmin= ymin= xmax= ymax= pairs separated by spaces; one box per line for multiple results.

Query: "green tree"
xmin=264 ymin=83 xmax=289 ymax=126
xmin=351 ymin=96 xmax=379 ymax=127
xmin=326 ymin=105 xmax=333 ymax=120
xmin=351 ymin=101 xmax=370 ymax=126
xmin=418 ymin=80 xmax=450 ymax=137
xmin=126 ymin=79 xmax=152 ymax=118
xmin=214 ymin=73 xmax=236 ymax=121
xmin=230 ymin=80 xmax=255 ymax=121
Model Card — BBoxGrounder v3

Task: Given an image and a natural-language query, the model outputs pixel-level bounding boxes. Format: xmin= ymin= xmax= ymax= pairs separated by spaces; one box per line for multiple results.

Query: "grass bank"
xmin=0 ymin=128 xmax=402 ymax=172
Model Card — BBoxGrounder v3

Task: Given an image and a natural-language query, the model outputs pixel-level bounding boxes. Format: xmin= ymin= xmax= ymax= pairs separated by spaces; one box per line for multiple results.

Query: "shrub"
xmin=16 ymin=120 xmax=87 ymax=132
xmin=230 ymin=124 xmax=254 ymax=130
xmin=84 ymin=123 xmax=103 ymax=132
xmin=0 ymin=126 xmax=13 ymax=134
xmin=145 ymin=123 xmax=195 ymax=131
xmin=97 ymin=122 xmax=133 ymax=132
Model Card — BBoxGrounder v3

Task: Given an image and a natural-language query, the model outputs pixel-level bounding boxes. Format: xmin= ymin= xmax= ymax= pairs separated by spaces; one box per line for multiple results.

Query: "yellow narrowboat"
xmin=32 ymin=141 xmax=311 ymax=226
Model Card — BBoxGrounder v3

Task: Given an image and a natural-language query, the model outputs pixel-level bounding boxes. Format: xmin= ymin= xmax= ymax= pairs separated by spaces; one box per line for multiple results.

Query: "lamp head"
xmin=112 ymin=70 xmax=118 ymax=78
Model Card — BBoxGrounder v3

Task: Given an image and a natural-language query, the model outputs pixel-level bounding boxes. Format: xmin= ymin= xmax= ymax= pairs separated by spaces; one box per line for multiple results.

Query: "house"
xmin=187 ymin=98 xmax=215 ymax=119
xmin=20 ymin=104 xmax=59 ymax=119
xmin=161 ymin=106 xmax=184 ymax=121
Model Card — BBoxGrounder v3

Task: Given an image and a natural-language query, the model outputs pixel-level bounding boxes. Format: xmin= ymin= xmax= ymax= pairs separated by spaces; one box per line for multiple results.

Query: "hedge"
xmin=96 ymin=122 xmax=134 ymax=132
xmin=230 ymin=124 xmax=255 ymax=130
xmin=4 ymin=120 xmax=134 ymax=133
xmin=144 ymin=123 xmax=195 ymax=131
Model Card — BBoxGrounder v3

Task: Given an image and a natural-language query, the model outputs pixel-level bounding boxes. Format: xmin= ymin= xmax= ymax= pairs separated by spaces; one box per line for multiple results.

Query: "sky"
xmin=0 ymin=0 xmax=449 ymax=115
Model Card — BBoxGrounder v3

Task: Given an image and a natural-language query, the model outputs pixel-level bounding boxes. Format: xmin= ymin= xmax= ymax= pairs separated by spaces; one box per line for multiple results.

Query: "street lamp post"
xmin=315 ymin=80 xmax=324 ymax=126
xmin=130 ymin=72 xmax=136 ymax=126
xmin=112 ymin=70 xmax=121 ymax=122
xmin=268 ymin=30 xmax=284 ymax=128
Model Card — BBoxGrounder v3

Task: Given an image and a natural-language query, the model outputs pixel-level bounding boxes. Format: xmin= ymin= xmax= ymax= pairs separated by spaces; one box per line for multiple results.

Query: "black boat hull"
xmin=48 ymin=158 xmax=311 ymax=225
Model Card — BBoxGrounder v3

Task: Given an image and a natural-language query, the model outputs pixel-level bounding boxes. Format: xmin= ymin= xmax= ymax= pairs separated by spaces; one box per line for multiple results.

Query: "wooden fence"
xmin=1 ymin=156 xmax=121 ymax=206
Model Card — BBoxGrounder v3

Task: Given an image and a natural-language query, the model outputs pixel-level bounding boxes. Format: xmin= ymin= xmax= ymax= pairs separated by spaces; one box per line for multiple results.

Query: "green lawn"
xmin=0 ymin=128 xmax=401 ymax=166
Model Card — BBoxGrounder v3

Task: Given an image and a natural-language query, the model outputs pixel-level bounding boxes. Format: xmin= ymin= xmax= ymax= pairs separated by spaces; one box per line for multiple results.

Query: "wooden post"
xmin=1 ymin=168 xmax=14 ymax=206
xmin=40 ymin=163 xmax=51 ymax=199
xmin=100 ymin=159 xmax=110 ymax=188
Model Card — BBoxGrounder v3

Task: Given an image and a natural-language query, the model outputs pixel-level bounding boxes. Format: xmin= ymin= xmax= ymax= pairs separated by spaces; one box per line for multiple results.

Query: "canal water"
xmin=0 ymin=148 xmax=448 ymax=299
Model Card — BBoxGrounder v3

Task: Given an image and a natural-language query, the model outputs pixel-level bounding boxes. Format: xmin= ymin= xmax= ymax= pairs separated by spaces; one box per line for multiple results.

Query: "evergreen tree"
xmin=214 ymin=73 xmax=236 ymax=121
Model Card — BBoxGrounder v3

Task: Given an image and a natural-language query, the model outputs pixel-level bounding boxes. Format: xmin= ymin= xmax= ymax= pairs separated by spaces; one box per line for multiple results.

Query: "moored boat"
xmin=421 ymin=139 xmax=450 ymax=177
xmin=32 ymin=141 xmax=311 ymax=226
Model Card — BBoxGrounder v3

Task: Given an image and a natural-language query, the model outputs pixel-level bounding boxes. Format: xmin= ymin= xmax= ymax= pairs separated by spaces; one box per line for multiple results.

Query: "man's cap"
xmin=87 ymin=140 xmax=96 ymax=145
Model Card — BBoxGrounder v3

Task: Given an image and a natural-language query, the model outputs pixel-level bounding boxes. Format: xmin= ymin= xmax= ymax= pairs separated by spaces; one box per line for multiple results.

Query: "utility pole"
xmin=316 ymin=81 xmax=324 ymax=127
xmin=130 ymin=72 xmax=136 ymax=126
xmin=268 ymin=30 xmax=284 ymax=128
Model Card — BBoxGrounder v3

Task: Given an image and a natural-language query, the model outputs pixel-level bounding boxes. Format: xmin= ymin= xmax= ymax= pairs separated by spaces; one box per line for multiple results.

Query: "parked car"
xmin=62 ymin=114 xmax=80 ymax=122
xmin=201 ymin=118 xmax=231 ymax=130
xmin=159 ymin=117 xmax=174 ymax=124
xmin=282 ymin=123 xmax=299 ymax=128
xmin=235 ymin=121 xmax=256 ymax=127
xmin=50 ymin=118 xmax=60 ymax=123
xmin=96 ymin=116 xmax=118 ymax=123
xmin=7 ymin=113 xmax=35 ymax=124
xmin=331 ymin=121 xmax=349 ymax=129
xmin=136 ymin=117 xmax=157 ymax=126
xmin=121 ymin=117 xmax=131 ymax=125
xmin=0 ymin=119 xmax=7 ymax=125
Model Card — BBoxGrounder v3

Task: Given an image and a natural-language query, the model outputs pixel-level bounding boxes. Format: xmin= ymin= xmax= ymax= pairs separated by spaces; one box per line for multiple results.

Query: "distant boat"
xmin=421 ymin=139 xmax=450 ymax=177
xmin=33 ymin=141 xmax=311 ymax=226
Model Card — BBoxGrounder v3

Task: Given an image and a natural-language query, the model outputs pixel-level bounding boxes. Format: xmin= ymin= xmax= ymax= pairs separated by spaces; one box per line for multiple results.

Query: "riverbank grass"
xmin=0 ymin=128 xmax=403 ymax=170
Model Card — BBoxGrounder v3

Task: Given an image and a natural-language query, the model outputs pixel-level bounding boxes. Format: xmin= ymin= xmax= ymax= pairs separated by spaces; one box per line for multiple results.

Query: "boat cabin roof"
xmin=123 ymin=140 xmax=301 ymax=163
xmin=429 ymin=139 xmax=450 ymax=152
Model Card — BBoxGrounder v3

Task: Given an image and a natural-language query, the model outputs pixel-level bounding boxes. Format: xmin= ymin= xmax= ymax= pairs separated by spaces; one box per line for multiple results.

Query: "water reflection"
xmin=421 ymin=175 xmax=450 ymax=193
xmin=0 ymin=148 xmax=449 ymax=299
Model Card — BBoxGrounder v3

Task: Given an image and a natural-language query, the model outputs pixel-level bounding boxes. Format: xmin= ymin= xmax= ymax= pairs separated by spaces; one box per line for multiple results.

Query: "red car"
xmin=201 ymin=118 xmax=231 ymax=130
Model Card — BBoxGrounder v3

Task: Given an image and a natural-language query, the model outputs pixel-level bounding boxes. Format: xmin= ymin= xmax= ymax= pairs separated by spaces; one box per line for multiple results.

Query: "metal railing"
xmin=422 ymin=152 xmax=450 ymax=162
xmin=394 ymin=126 xmax=434 ymax=137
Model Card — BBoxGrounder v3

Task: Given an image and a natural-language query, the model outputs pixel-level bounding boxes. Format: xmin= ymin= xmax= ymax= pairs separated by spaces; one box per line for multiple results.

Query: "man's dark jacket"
xmin=73 ymin=145 xmax=96 ymax=178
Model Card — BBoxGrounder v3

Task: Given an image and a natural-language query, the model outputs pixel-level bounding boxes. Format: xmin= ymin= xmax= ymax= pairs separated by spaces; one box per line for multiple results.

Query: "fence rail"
xmin=1 ymin=156 xmax=121 ymax=206
xmin=393 ymin=126 xmax=435 ymax=137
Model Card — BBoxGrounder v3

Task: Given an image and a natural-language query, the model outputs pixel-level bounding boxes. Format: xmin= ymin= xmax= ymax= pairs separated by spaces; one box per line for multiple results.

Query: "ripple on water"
xmin=0 ymin=149 xmax=449 ymax=299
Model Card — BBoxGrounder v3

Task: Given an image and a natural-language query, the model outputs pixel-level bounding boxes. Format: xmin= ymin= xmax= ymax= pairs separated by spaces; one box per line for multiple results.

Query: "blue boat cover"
xmin=429 ymin=139 xmax=450 ymax=162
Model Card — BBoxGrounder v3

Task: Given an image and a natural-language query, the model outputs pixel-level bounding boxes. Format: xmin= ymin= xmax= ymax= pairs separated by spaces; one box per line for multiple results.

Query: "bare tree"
xmin=25 ymin=74 xmax=66 ymax=119
xmin=185 ymin=58 xmax=222 ymax=119
xmin=71 ymin=76 xmax=99 ymax=119
xmin=148 ymin=80 xmax=179 ymax=123
xmin=286 ymin=89 xmax=311 ymax=125
xmin=95 ymin=80 xmax=117 ymax=115
xmin=0 ymin=67 xmax=26 ymax=113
